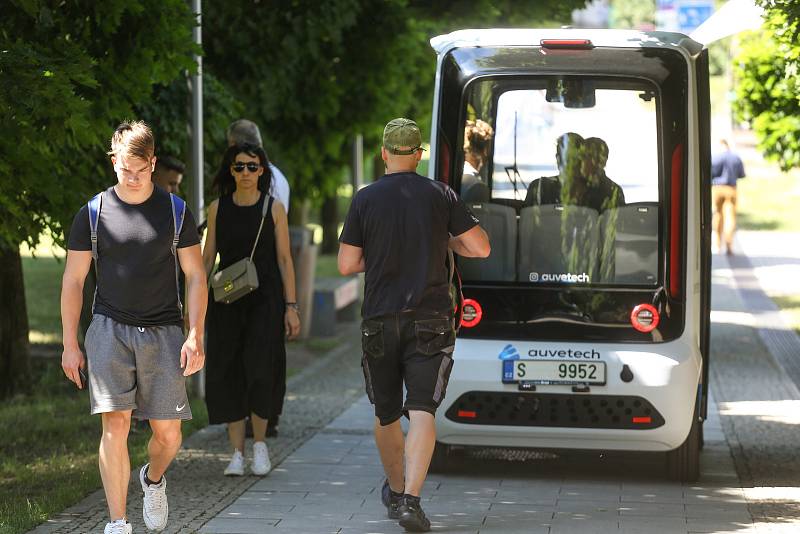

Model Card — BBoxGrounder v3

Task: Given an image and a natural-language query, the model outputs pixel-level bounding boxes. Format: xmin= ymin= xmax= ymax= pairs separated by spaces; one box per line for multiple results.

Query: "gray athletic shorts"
xmin=85 ymin=314 xmax=192 ymax=420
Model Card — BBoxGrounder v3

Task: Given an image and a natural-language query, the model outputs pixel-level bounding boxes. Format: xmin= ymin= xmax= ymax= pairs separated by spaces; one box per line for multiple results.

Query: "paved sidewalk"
xmin=200 ymin=390 xmax=748 ymax=534
xmin=710 ymin=231 xmax=800 ymax=533
xmin=198 ymin=231 xmax=800 ymax=534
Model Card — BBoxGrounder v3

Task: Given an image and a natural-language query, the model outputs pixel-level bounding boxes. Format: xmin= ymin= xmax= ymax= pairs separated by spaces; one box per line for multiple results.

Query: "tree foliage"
xmin=202 ymin=0 xmax=586 ymax=207
xmin=0 ymin=0 xmax=201 ymax=249
xmin=734 ymin=0 xmax=800 ymax=171
xmin=609 ymin=0 xmax=655 ymax=29
xmin=0 ymin=0 xmax=201 ymax=397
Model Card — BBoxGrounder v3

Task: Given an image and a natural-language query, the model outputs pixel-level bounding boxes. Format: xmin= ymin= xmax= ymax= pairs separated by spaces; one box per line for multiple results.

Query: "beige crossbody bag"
xmin=211 ymin=196 xmax=273 ymax=304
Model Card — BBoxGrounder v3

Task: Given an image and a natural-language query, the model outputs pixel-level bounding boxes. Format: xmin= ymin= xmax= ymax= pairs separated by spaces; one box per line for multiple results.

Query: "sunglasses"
xmin=231 ymin=162 xmax=262 ymax=173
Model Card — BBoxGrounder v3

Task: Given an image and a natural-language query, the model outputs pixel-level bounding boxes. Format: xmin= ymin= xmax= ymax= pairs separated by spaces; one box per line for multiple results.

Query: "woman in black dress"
xmin=203 ymin=143 xmax=301 ymax=476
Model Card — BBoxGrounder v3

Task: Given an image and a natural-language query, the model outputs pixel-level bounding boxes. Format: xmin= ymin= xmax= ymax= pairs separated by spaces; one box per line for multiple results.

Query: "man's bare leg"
xmin=374 ymin=417 xmax=405 ymax=493
xmin=99 ymin=410 xmax=133 ymax=521
xmin=404 ymin=410 xmax=436 ymax=497
xmin=146 ymin=419 xmax=182 ymax=481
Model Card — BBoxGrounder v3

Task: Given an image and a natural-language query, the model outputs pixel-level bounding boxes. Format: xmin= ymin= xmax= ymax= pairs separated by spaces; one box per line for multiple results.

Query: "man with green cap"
xmin=338 ymin=118 xmax=490 ymax=531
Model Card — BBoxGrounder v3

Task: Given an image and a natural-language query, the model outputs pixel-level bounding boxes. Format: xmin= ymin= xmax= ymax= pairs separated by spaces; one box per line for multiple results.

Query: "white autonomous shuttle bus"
xmin=429 ymin=29 xmax=712 ymax=481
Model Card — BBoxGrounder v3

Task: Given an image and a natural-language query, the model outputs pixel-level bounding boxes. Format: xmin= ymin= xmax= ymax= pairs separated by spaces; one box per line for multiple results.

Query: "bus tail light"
xmin=631 ymin=304 xmax=660 ymax=333
xmin=461 ymin=299 xmax=483 ymax=328
xmin=632 ymin=416 xmax=652 ymax=424
xmin=457 ymin=410 xmax=477 ymax=418
xmin=540 ymin=39 xmax=594 ymax=50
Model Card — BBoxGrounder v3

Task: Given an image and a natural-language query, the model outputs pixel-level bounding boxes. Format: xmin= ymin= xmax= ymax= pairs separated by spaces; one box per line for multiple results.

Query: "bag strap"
xmin=87 ymin=192 xmax=103 ymax=313
xmin=88 ymin=192 xmax=103 ymax=261
xmin=169 ymin=194 xmax=187 ymax=313
xmin=249 ymin=195 xmax=273 ymax=262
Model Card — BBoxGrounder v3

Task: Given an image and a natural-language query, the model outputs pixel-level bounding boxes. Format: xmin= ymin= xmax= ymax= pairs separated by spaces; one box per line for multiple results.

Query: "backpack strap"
xmin=87 ymin=192 xmax=103 ymax=313
xmin=169 ymin=194 xmax=187 ymax=313
xmin=87 ymin=192 xmax=103 ymax=262
xmin=170 ymin=193 xmax=187 ymax=255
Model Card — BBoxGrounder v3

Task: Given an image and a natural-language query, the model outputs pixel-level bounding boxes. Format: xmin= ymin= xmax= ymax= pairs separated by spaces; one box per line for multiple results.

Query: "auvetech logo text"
xmin=529 ymin=272 xmax=590 ymax=283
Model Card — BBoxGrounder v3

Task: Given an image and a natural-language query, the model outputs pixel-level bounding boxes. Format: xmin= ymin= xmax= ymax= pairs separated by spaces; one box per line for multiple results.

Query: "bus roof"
xmin=430 ymin=29 xmax=703 ymax=57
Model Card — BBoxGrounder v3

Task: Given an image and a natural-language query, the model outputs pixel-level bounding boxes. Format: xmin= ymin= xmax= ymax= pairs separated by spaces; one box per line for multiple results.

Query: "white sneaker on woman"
xmin=251 ymin=441 xmax=271 ymax=475
xmin=224 ymin=450 xmax=245 ymax=476
xmin=139 ymin=464 xmax=168 ymax=531
xmin=104 ymin=519 xmax=132 ymax=534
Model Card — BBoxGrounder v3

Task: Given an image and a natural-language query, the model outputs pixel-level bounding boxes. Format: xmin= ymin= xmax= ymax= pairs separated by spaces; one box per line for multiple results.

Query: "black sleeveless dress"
xmin=205 ymin=192 xmax=286 ymax=424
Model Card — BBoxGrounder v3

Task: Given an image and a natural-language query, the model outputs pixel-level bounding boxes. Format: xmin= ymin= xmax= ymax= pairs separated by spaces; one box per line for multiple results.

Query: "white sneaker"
xmin=104 ymin=520 xmax=132 ymax=534
xmin=139 ymin=464 xmax=168 ymax=531
xmin=224 ymin=450 xmax=245 ymax=476
xmin=251 ymin=441 xmax=271 ymax=475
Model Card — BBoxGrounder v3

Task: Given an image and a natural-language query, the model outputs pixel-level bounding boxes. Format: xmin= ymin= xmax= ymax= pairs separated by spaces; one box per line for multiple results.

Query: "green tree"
xmin=610 ymin=0 xmax=655 ymax=29
xmin=0 ymin=0 xmax=198 ymax=397
xmin=202 ymin=0 xmax=585 ymax=244
xmin=734 ymin=0 xmax=800 ymax=171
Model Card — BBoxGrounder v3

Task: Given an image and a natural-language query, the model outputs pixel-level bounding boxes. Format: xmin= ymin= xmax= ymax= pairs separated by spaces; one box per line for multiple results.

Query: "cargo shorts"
xmin=360 ymin=311 xmax=456 ymax=426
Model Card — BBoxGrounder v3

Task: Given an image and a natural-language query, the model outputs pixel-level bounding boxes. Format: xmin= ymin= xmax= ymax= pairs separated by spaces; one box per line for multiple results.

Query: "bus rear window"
xmin=458 ymin=79 xmax=660 ymax=287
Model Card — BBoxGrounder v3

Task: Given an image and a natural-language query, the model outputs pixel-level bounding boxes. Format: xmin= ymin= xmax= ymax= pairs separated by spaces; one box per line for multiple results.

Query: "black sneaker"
xmin=398 ymin=495 xmax=430 ymax=532
xmin=381 ymin=479 xmax=402 ymax=519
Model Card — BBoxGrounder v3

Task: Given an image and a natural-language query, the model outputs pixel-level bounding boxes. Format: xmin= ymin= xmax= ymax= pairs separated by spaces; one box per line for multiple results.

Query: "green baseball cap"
xmin=383 ymin=118 xmax=425 ymax=155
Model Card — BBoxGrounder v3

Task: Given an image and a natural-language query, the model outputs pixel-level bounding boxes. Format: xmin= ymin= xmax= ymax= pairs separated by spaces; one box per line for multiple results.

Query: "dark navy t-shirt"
xmin=67 ymin=185 xmax=201 ymax=326
xmin=711 ymin=150 xmax=746 ymax=186
xmin=339 ymin=172 xmax=479 ymax=319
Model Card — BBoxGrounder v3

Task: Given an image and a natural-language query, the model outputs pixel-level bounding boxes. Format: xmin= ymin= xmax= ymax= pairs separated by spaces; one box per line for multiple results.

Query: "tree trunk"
xmin=0 ymin=245 xmax=30 ymax=398
xmin=320 ymin=194 xmax=339 ymax=255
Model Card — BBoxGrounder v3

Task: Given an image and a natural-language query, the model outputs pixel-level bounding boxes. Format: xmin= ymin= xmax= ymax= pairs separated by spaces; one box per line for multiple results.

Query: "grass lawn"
xmin=22 ymin=256 xmax=64 ymax=344
xmin=0 ymin=359 xmax=208 ymax=534
xmin=735 ymin=160 xmax=800 ymax=233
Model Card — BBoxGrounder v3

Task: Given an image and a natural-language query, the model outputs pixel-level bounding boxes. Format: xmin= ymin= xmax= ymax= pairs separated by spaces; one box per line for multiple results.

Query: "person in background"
xmin=461 ymin=119 xmax=494 ymax=202
xmin=226 ymin=119 xmax=290 ymax=213
xmin=225 ymin=119 xmax=291 ymax=436
xmin=711 ymin=139 xmax=746 ymax=255
xmin=152 ymin=155 xmax=185 ymax=195
xmin=203 ymin=143 xmax=300 ymax=477
xmin=524 ymin=132 xmax=583 ymax=206
xmin=581 ymin=137 xmax=625 ymax=212
xmin=338 ymin=118 xmax=490 ymax=532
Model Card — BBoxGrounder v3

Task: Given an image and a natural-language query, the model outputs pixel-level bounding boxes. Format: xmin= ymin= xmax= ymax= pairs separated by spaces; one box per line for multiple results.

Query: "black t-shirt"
xmin=339 ymin=172 xmax=479 ymax=319
xmin=67 ymin=186 xmax=201 ymax=326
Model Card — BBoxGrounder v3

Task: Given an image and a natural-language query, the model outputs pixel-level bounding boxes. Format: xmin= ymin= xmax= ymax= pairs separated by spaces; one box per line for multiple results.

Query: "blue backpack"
xmin=87 ymin=191 xmax=187 ymax=312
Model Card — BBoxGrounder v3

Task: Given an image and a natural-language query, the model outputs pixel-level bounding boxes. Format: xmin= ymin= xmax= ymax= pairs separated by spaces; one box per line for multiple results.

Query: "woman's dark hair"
xmin=212 ymin=143 xmax=273 ymax=197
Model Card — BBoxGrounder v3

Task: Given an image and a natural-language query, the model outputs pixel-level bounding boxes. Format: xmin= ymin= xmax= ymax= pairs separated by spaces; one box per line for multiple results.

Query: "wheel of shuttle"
xmin=428 ymin=441 xmax=451 ymax=473
xmin=666 ymin=409 xmax=700 ymax=482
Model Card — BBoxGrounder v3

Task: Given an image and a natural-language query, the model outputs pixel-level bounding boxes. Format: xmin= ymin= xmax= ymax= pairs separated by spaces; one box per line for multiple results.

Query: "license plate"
xmin=502 ymin=360 xmax=606 ymax=385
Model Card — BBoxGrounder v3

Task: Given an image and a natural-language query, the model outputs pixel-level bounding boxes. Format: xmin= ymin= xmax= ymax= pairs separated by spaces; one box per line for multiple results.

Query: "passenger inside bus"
xmin=461 ymin=119 xmax=494 ymax=202
xmin=581 ymin=137 xmax=626 ymax=211
xmin=523 ymin=132 xmax=581 ymax=206
xmin=523 ymin=133 xmax=625 ymax=212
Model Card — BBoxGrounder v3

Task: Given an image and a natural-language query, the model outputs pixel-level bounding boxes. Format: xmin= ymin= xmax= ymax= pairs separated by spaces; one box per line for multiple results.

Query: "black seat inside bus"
xmin=459 ymin=202 xmax=517 ymax=281
xmin=518 ymin=205 xmax=600 ymax=283
xmin=598 ymin=202 xmax=659 ymax=284
xmin=461 ymin=181 xmax=491 ymax=202
xmin=489 ymin=197 xmax=524 ymax=212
